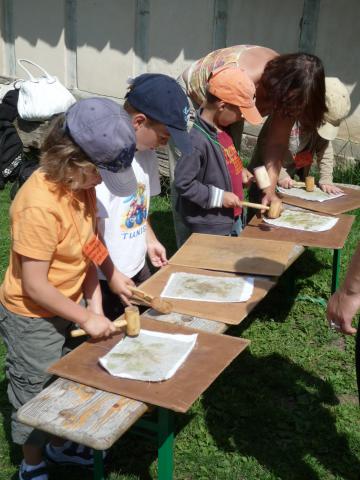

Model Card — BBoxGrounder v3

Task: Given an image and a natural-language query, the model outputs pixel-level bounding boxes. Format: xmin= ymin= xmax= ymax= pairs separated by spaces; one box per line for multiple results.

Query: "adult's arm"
xmin=316 ymin=139 xmax=343 ymax=194
xmin=21 ymin=256 xmax=115 ymax=338
xmin=260 ymin=112 xmax=294 ymax=205
xmin=326 ymin=242 xmax=360 ymax=334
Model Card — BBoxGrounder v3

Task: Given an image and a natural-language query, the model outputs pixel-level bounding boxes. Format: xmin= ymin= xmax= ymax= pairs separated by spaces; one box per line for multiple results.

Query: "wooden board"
xmin=18 ymin=378 xmax=148 ymax=450
xmin=242 ymin=213 xmax=355 ymax=249
xmin=279 ymin=186 xmax=360 ymax=215
xmin=49 ymin=316 xmax=250 ymax=413
xmin=168 ymin=233 xmax=297 ymax=276
xmin=140 ymin=264 xmax=275 ymax=324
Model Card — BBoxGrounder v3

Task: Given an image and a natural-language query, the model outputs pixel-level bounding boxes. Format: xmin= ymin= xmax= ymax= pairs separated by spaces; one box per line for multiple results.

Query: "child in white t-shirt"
xmin=96 ymin=74 xmax=192 ymax=319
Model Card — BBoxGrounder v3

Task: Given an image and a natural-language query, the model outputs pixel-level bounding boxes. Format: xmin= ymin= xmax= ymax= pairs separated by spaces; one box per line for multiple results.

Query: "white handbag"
xmin=16 ymin=59 xmax=76 ymax=121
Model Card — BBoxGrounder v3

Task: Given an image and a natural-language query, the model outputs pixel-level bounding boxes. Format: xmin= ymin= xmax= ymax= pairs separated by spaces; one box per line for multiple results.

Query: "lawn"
xmin=0 ymin=170 xmax=360 ymax=480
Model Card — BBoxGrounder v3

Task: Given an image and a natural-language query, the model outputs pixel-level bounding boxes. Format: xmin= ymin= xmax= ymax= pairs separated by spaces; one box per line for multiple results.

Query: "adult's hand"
xmin=278 ymin=177 xmax=294 ymax=189
xmin=319 ymin=183 xmax=343 ymax=195
xmin=242 ymin=168 xmax=254 ymax=188
xmin=326 ymin=289 xmax=359 ymax=335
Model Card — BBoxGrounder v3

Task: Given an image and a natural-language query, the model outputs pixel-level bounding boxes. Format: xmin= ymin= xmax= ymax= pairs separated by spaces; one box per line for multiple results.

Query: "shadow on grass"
xmin=203 ymin=350 xmax=360 ymax=480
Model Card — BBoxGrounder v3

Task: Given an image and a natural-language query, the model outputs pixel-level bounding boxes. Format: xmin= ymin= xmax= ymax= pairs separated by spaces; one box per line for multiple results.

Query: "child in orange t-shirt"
xmin=0 ymin=98 xmax=136 ymax=480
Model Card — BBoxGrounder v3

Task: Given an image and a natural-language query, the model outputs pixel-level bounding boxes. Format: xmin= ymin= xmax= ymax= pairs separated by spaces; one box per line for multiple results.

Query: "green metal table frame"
xmin=296 ymin=248 xmax=342 ymax=307
xmin=331 ymin=248 xmax=341 ymax=294
xmin=93 ymin=407 xmax=175 ymax=480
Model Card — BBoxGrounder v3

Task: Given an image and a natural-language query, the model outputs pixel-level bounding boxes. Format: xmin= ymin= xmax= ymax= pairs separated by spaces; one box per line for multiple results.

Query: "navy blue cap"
xmin=126 ymin=74 xmax=192 ymax=154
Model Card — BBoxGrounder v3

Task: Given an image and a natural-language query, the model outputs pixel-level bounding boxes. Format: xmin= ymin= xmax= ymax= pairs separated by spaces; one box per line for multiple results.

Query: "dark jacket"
xmin=175 ymin=111 xmax=235 ymax=235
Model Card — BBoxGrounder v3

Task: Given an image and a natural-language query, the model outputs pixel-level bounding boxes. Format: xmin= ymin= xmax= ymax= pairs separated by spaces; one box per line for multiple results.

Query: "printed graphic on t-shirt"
xmin=121 ymin=183 xmax=148 ymax=231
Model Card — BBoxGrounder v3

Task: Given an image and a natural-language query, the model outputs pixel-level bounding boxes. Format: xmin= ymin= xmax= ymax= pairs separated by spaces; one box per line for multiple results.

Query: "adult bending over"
xmin=169 ymin=45 xmax=326 ymax=245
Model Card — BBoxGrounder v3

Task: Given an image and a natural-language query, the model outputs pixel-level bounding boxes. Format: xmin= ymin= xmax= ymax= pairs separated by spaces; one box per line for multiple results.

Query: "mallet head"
xmin=124 ymin=306 xmax=141 ymax=336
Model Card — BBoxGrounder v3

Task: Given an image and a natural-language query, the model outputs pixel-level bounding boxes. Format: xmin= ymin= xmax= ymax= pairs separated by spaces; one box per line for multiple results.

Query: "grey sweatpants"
xmin=0 ymin=302 xmax=74 ymax=447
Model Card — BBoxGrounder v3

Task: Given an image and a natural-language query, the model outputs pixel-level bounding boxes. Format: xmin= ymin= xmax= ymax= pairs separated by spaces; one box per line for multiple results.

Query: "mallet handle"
xmin=292 ymin=181 xmax=306 ymax=188
xmin=239 ymin=200 xmax=270 ymax=211
xmin=130 ymin=286 xmax=154 ymax=303
xmin=70 ymin=318 xmax=127 ymax=338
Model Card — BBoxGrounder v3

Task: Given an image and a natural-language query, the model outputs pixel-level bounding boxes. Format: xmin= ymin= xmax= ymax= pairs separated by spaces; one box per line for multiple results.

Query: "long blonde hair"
xmin=40 ymin=115 xmax=98 ymax=191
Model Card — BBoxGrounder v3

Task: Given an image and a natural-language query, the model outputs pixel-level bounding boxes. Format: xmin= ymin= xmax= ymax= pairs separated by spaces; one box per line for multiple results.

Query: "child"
xmin=96 ymin=73 xmax=192 ymax=320
xmin=250 ymin=77 xmax=351 ymax=196
xmin=174 ymin=66 xmax=262 ymax=239
xmin=0 ymin=97 xmax=137 ymax=480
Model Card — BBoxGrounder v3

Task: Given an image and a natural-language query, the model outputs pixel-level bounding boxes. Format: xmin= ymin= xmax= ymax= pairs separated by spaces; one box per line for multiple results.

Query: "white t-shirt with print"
xmin=96 ymin=150 xmax=161 ymax=278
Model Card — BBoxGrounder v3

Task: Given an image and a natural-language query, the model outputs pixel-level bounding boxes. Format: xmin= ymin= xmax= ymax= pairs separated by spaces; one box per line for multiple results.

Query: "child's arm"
xmin=317 ymin=140 xmax=343 ymax=194
xmin=175 ymin=147 xmax=226 ymax=209
xmin=146 ymin=218 xmax=167 ymax=268
xmin=98 ymin=254 xmax=135 ymax=306
xmin=96 ymin=218 xmax=135 ymax=306
xmin=21 ymin=256 xmax=116 ymax=338
xmin=83 ymin=262 xmax=104 ymax=315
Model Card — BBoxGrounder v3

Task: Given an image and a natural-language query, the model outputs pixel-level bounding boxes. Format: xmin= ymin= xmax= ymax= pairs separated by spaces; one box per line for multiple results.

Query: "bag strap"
xmin=17 ymin=59 xmax=54 ymax=82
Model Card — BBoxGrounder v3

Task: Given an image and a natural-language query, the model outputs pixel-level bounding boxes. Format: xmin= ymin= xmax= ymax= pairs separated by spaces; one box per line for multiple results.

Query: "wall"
xmin=0 ymin=0 xmax=359 ymax=159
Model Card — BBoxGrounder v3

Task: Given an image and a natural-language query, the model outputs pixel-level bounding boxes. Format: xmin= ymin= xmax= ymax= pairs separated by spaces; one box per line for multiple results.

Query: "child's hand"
xmin=223 ymin=192 xmax=242 ymax=208
xmin=81 ymin=312 xmax=116 ymax=339
xmin=319 ymin=183 xmax=343 ymax=195
xmin=242 ymin=168 xmax=254 ymax=187
xmin=147 ymin=240 xmax=168 ymax=268
xmin=108 ymin=269 xmax=135 ymax=306
xmin=278 ymin=177 xmax=294 ymax=189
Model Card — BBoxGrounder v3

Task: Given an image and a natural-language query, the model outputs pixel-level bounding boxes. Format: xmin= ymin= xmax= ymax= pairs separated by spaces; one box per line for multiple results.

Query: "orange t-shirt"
xmin=0 ymin=170 xmax=96 ymax=317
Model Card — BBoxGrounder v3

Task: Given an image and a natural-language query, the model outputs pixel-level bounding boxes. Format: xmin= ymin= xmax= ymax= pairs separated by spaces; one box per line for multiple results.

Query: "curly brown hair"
xmin=261 ymin=53 xmax=327 ymax=129
xmin=40 ymin=114 xmax=98 ymax=191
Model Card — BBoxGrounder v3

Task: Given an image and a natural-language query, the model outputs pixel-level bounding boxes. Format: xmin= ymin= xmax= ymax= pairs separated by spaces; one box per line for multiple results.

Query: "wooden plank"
xmin=243 ymin=213 xmax=355 ymax=249
xmin=145 ymin=308 xmax=228 ymax=334
xmin=17 ymin=378 xmax=148 ymax=450
xmin=140 ymin=264 xmax=275 ymax=325
xmin=278 ymin=186 xmax=360 ymax=215
xmin=49 ymin=317 xmax=250 ymax=413
xmin=169 ymin=233 xmax=297 ymax=276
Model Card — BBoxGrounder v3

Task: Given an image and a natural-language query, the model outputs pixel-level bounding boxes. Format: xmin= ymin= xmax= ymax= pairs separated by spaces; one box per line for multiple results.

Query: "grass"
xmin=1 ymin=170 xmax=360 ymax=479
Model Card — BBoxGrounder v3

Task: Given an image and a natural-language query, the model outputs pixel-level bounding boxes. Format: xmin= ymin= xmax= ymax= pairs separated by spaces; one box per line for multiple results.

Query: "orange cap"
xmin=207 ymin=66 xmax=263 ymax=125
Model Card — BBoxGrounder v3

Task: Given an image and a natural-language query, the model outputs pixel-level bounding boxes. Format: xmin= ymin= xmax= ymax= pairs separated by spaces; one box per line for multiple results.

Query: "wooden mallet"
xmin=129 ymin=286 xmax=173 ymax=314
xmin=70 ymin=306 xmax=141 ymax=338
xmin=239 ymin=199 xmax=283 ymax=219
xmin=292 ymin=176 xmax=315 ymax=192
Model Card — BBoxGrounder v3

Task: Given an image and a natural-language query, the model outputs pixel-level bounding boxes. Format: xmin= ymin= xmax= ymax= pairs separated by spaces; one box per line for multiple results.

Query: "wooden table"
xmin=242 ymin=212 xmax=355 ymax=293
xmin=17 ymin=244 xmax=304 ymax=480
xmin=278 ymin=185 xmax=360 ymax=215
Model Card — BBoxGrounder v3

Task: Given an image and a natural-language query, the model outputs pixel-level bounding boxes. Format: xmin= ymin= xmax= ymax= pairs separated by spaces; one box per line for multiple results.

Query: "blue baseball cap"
xmin=65 ymin=98 xmax=137 ymax=196
xmin=126 ymin=74 xmax=192 ymax=154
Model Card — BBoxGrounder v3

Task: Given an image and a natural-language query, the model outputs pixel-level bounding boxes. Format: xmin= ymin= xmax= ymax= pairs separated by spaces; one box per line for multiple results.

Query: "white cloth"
xmin=99 ymin=329 xmax=197 ymax=382
xmin=161 ymin=272 xmax=255 ymax=302
xmin=263 ymin=209 xmax=339 ymax=232
xmin=96 ymin=150 xmax=161 ymax=278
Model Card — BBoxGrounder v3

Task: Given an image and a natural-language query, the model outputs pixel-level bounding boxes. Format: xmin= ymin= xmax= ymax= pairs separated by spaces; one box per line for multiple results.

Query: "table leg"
xmin=331 ymin=249 xmax=342 ymax=294
xmin=157 ymin=407 xmax=174 ymax=480
xmin=93 ymin=450 xmax=105 ymax=480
